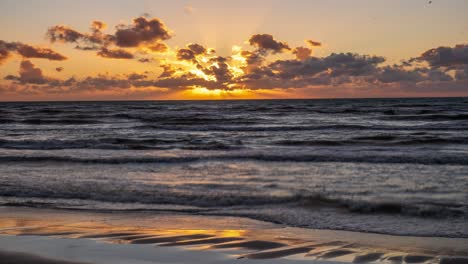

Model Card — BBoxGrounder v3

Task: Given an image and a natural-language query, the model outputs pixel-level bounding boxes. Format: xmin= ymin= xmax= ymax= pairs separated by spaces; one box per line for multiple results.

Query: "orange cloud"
xmin=0 ymin=40 xmax=67 ymax=64
xmin=1 ymin=15 xmax=468 ymax=100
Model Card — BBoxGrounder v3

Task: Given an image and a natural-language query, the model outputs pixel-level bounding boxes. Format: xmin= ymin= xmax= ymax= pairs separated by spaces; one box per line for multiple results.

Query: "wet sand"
xmin=0 ymin=207 xmax=467 ymax=264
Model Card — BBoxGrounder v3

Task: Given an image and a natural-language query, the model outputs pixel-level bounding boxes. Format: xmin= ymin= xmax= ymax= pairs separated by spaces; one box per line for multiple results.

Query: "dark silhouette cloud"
xmin=176 ymin=43 xmax=209 ymax=62
xmin=203 ymin=56 xmax=233 ymax=84
xmin=47 ymin=25 xmax=86 ymax=43
xmin=127 ymin=73 xmax=147 ymax=80
xmin=114 ymin=16 xmax=171 ymax=47
xmin=97 ymin=48 xmax=134 ymax=59
xmin=158 ymin=64 xmax=177 ymax=78
xmin=76 ymin=75 xmax=132 ymax=90
xmin=47 ymin=23 xmax=114 ymax=51
xmin=46 ymin=16 xmax=172 ymax=61
xmin=415 ymin=44 xmax=468 ymax=67
xmin=16 ymin=44 xmax=67 ymax=60
xmin=455 ymin=66 xmax=468 ymax=80
xmin=0 ymin=40 xmax=67 ymax=63
xmin=248 ymin=34 xmax=290 ymax=53
xmin=187 ymin=43 xmax=207 ymax=55
xmin=240 ymin=50 xmax=263 ymax=65
xmin=177 ymin=48 xmax=196 ymax=61
xmin=306 ymin=40 xmax=322 ymax=47
xmin=5 ymin=60 xmax=49 ymax=84
xmin=377 ymin=66 xmax=425 ymax=83
xmin=236 ymin=53 xmax=386 ymax=89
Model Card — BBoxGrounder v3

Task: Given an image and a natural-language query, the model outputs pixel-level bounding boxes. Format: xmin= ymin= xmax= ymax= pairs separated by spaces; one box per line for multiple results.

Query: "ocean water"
xmin=0 ymin=98 xmax=467 ymax=237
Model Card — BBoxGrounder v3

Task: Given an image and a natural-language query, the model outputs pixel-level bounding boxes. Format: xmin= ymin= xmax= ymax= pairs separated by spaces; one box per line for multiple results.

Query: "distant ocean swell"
xmin=1 ymin=152 xmax=468 ymax=165
xmin=1 ymin=135 xmax=468 ymax=150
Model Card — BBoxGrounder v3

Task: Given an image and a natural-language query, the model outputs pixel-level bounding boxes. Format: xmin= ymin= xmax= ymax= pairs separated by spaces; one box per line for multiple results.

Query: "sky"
xmin=0 ymin=0 xmax=467 ymax=101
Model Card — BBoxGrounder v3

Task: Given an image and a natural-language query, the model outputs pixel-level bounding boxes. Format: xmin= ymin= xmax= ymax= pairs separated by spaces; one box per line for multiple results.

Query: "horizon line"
xmin=1 ymin=95 xmax=467 ymax=103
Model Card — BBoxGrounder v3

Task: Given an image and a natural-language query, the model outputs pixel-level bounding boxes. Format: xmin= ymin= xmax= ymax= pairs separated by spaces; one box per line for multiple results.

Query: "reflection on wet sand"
xmin=0 ymin=210 xmax=467 ymax=264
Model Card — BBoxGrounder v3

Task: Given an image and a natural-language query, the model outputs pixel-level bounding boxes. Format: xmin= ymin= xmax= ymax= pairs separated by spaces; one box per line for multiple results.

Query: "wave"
xmin=382 ymin=114 xmax=468 ymax=121
xmin=0 ymin=118 xmax=15 ymax=124
xmin=135 ymin=124 xmax=372 ymax=132
xmin=0 ymin=138 xmax=240 ymax=150
xmin=274 ymin=136 xmax=468 ymax=146
xmin=0 ymin=192 xmax=464 ymax=219
xmin=0 ymin=152 xmax=467 ymax=165
xmin=20 ymin=118 xmax=100 ymax=125
xmin=110 ymin=113 xmax=260 ymax=125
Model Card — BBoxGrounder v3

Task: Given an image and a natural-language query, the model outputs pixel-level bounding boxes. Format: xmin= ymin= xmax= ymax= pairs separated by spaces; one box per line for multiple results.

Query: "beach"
xmin=0 ymin=207 xmax=467 ymax=264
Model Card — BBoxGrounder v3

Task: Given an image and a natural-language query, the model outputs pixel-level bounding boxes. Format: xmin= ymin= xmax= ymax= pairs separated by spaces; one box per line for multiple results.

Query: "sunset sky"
xmin=1 ymin=0 xmax=467 ymax=100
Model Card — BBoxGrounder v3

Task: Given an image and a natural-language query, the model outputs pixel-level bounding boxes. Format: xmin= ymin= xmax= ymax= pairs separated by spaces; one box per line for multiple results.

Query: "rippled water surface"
xmin=0 ymin=98 xmax=467 ymax=237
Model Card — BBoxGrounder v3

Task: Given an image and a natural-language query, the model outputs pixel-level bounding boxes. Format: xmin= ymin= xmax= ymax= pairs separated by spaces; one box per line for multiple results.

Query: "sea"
xmin=0 ymin=98 xmax=467 ymax=237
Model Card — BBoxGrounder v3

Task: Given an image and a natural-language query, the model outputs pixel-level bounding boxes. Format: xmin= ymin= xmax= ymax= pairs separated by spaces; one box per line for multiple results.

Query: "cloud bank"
xmin=1 ymin=15 xmax=468 ymax=99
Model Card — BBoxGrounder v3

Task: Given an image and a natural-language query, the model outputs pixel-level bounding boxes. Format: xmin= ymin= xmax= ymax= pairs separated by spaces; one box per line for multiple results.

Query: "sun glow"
xmin=191 ymin=87 xmax=223 ymax=96
xmin=185 ymin=86 xmax=253 ymax=99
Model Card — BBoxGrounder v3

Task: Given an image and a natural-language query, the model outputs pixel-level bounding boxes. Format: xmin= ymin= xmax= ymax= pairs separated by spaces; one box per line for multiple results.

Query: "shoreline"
xmin=0 ymin=206 xmax=467 ymax=264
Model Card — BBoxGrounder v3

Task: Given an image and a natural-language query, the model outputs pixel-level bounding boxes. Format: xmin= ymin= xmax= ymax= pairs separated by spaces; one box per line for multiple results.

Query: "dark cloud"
xmin=77 ymin=75 xmax=132 ymax=90
xmin=306 ymin=40 xmax=322 ymax=47
xmin=97 ymin=48 xmax=134 ymax=59
xmin=455 ymin=65 xmax=468 ymax=80
xmin=55 ymin=67 xmax=64 ymax=72
xmin=0 ymin=40 xmax=15 ymax=63
xmin=187 ymin=43 xmax=207 ymax=55
xmin=151 ymin=52 xmax=388 ymax=91
xmin=114 ymin=16 xmax=171 ymax=47
xmin=127 ymin=73 xmax=147 ymax=80
xmin=377 ymin=66 xmax=425 ymax=83
xmin=16 ymin=44 xmax=67 ymax=60
xmin=239 ymin=50 xmax=264 ymax=73
xmin=47 ymin=25 xmax=86 ymax=43
xmin=248 ymin=34 xmax=290 ymax=53
xmin=176 ymin=43 xmax=208 ymax=62
xmin=47 ymin=16 xmax=172 ymax=61
xmin=415 ymin=44 xmax=468 ymax=67
xmin=5 ymin=60 xmax=49 ymax=84
xmin=236 ymin=53 xmax=386 ymax=89
xmin=0 ymin=40 xmax=67 ymax=62
xmin=177 ymin=48 xmax=196 ymax=61
xmin=203 ymin=56 xmax=233 ymax=84
xmin=158 ymin=64 xmax=178 ymax=78
xmin=47 ymin=23 xmax=113 ymax=51
xmin=272 ymin=53 xmax=385 ymax=79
